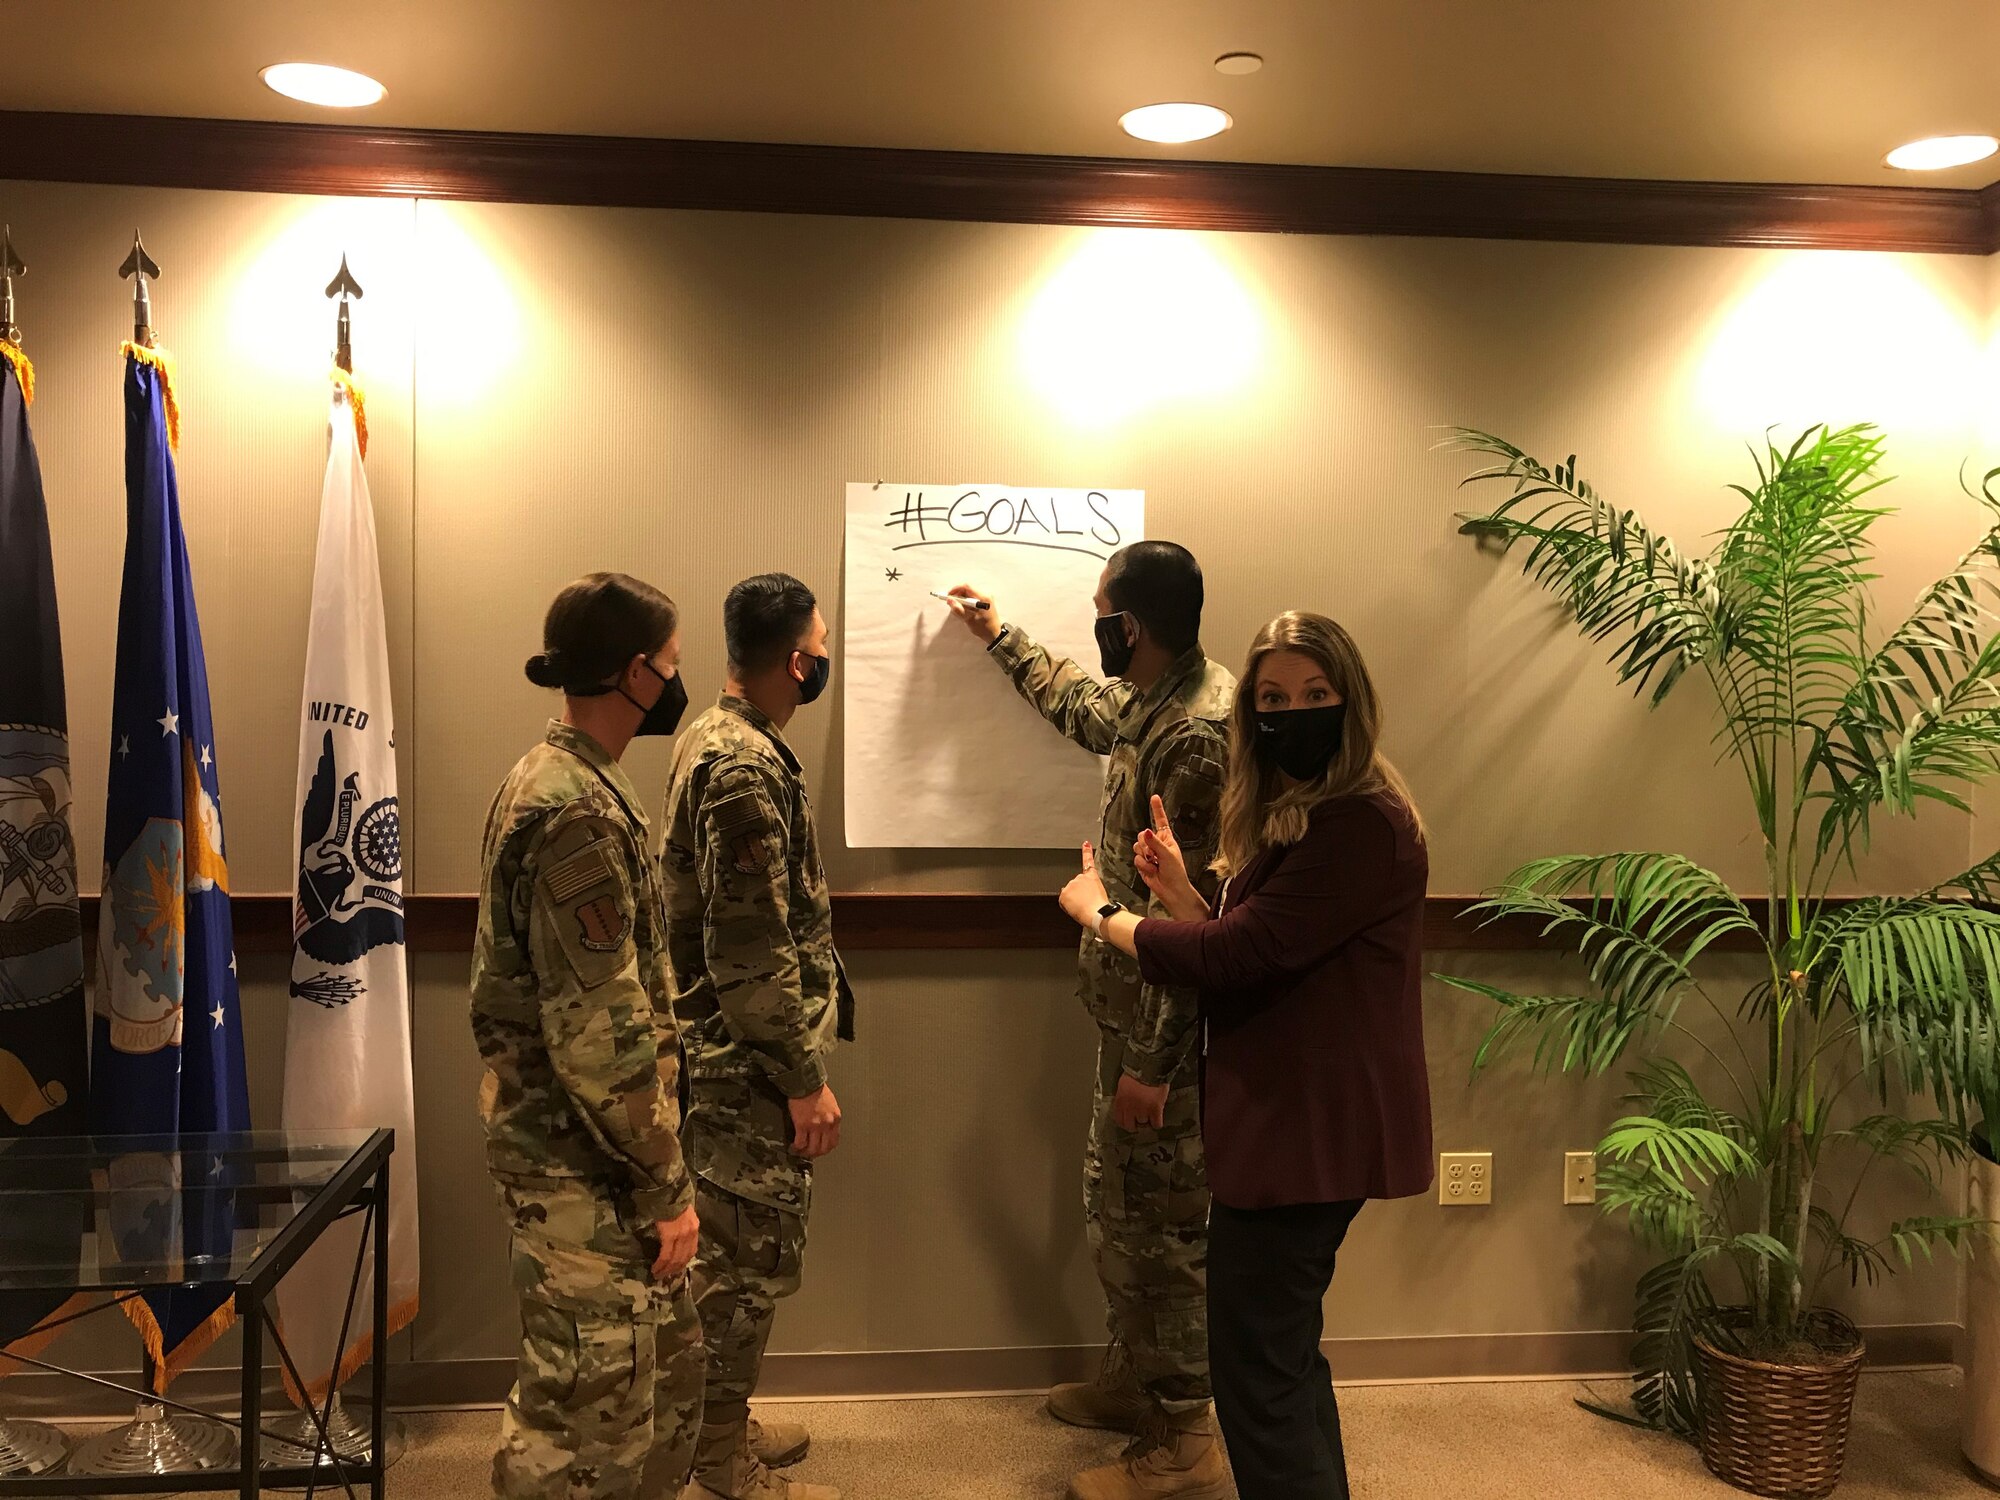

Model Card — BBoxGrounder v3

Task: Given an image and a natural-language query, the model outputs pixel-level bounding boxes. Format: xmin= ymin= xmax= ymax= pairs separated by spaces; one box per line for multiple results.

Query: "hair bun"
xmin=524 ymin=651 xmax=565 ymax=688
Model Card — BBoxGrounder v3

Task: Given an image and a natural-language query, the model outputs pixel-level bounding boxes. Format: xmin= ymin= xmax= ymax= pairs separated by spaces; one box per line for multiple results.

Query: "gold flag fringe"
xmin=330 ymin=366 xmax=368 ymax=460
xmin=120 ymin=341 xmax=181 ymax=452
xmin=0 ymin=341 xmax=34 ymax=407
xmin=278 ymin=1293 xmax=418 ymax=1409
xmin=121 ymin=1289 xmax=238 ymax=1395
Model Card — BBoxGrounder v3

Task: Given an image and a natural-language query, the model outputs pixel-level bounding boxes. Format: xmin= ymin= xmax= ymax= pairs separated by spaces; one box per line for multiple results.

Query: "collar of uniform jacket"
xmin=1118 ymin=643 xmax=1212 ymax=740
xmin=542 ymin=718 xmax=651 ymax=830
xmin=716 ymin=693 xmax=805 ymax=775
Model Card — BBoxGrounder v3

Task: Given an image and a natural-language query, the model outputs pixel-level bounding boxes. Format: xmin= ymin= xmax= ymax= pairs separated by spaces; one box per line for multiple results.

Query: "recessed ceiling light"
xmin=1214 ymin=53 xmax=1264 ymax=76
xmin=1884 ymin=133 xmax=1998 ymax=171
xmin=260 ymin=63 xmax=386 ymax=109
xmin=1119 ymin=103 xmax=1233 ymax=145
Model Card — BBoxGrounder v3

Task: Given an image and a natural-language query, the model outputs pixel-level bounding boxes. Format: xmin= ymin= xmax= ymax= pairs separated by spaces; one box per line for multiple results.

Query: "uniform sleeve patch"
xmin=574 ymin=893 xmax=630 ymax=952
xmin=534 ymin=826 xmax=637 ymax=986
xmin=731 ymin=834 xmax=772 ymax=874
xmin=544 ymin=845 xmax=615 ymax=904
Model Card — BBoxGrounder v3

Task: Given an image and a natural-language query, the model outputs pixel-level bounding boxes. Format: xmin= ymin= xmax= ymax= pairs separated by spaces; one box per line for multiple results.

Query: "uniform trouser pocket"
xmin=495 ymin=1296 xmax=655 ymax=1500
xmin=689 ymin=1178 xmax=806 ymax=1425
xmin=1085 ymin=1031 xmax=1212 ymax=1407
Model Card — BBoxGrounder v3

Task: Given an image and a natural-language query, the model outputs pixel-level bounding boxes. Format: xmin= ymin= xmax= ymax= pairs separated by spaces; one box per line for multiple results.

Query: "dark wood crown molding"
xmin=4 ymin=110 xmax=1996 ymax=253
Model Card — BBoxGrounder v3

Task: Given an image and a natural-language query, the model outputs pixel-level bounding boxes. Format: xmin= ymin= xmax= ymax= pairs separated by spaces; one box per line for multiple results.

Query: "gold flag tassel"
xmin=0 ymin=340 xmax=33 ymax=407
xmin=120 ymin=341 xmax=181 ymax=452
xmin=330 ymin=365 xmax=368 ymax=460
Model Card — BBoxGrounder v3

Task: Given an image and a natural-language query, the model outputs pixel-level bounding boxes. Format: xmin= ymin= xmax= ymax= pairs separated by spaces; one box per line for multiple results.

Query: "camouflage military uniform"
xmin=471 ymin=720 xmax=705 ymax=1500
xmin=988 ymin=629 xmax=1234 ymax=1414
xmin=660 ymin=696 xmax=852 ymax=1480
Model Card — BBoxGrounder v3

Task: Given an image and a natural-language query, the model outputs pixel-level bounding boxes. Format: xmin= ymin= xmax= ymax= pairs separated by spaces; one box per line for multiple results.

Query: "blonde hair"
xmin=1214 ymin=611 xmax=1426 ymax=877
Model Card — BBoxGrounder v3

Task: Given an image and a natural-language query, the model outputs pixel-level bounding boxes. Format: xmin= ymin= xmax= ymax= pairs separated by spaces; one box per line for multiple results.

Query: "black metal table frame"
xmin=0 ymin=1128 xmax=394 ymax=1499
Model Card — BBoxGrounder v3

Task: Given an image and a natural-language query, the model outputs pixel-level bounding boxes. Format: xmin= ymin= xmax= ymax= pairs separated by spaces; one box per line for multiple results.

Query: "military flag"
xmin=0 ymin=341 xmax=90 ymax=1361
xmin=278 ymin=374 xmax=418 ymax=1403
xmin=91 ymin=345 xmax=251 ymax=1387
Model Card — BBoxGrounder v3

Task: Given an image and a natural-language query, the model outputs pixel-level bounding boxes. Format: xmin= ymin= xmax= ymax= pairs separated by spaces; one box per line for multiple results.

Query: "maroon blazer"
xmin=1134 ymin=790 xmax=1433 ymax=1210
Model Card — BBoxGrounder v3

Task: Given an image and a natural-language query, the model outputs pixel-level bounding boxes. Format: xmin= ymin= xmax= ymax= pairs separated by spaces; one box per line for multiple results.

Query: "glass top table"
xmin=0 ymin=1129 xmax=389 ymax=1295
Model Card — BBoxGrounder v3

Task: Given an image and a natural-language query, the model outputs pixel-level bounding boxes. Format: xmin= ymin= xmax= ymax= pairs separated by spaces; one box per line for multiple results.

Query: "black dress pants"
xmin=1207 ymin=1197 xmax=1366 ymax=1500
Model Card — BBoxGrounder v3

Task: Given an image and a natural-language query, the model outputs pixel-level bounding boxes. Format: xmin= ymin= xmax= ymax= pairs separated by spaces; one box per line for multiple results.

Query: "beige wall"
xmin=3 ymin=176 xmax=1986 ymax=1383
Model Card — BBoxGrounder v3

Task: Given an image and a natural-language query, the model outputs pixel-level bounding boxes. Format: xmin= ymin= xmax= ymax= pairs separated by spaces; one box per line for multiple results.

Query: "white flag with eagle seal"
xmin=279 ymin=380 xmax=419 ymax=1403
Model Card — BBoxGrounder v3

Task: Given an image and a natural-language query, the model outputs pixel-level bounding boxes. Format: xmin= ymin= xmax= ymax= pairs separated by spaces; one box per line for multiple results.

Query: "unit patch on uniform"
xmin=731 ymin=835 xmax=770 ymax=874
xmin=574 ymin=894 xmax=628 ymax=952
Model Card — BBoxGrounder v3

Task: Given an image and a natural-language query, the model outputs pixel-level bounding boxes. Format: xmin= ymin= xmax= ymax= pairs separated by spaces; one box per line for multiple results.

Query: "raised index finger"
xmin=1151 ymin=793 xmax=1173 ymax=837
xmin=1080 ymin=839 xmax=1096 ymax=873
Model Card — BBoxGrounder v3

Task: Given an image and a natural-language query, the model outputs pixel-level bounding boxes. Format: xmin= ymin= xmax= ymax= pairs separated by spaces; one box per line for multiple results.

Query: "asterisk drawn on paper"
xmin=885 ymin=567 xmax=902 ymax=582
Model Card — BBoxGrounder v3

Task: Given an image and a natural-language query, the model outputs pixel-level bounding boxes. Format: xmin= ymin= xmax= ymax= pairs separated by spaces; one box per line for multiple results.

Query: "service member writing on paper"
xmin=469 ymin=573 xmax=704 ymax=1500
xmin=662 ymin=573 xmax=852 ymax=1500
xmin=945 ymin=543 xmax=1234 ymax=1500
xmin=1058 ymin=610 xmax=1433 ymax=1500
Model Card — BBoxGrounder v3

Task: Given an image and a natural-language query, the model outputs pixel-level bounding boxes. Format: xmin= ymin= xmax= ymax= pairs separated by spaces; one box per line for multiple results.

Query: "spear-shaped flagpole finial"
xmin=118 ymin=230 xmax=162 ymax=348
xmin=0 ymin=227 xmax=24 ymax=347
xmin=325 ymin=253 xmax=364 ymax=373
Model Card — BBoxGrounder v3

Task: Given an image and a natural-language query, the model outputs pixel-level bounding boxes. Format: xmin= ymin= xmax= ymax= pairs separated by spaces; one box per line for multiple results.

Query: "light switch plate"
xmin=1564 ymin=1151 xmax=1597 ymax=1205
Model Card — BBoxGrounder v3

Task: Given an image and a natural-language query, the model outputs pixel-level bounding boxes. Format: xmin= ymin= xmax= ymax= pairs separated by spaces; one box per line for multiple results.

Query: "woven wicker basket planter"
xmin=1693 ymin=1309 xmax=1864 ymax=1499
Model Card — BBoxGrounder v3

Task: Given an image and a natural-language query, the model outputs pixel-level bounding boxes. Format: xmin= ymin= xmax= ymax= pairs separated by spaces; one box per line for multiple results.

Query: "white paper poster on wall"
xmin=842 ymin=482 xmax=1145 ymax=848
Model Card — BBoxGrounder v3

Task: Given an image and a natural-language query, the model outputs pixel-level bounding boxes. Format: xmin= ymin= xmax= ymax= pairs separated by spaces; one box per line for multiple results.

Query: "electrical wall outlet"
xmin=1438 ymin=1151 xmax=1493 ymax=1206
xmin=1564 ymin=1151 xmax=1597 ymax=1205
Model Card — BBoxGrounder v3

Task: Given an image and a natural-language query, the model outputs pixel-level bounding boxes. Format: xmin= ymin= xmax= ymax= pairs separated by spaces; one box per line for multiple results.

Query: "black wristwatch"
xmin=1093 ymin=900 xmax=1125 ymax=939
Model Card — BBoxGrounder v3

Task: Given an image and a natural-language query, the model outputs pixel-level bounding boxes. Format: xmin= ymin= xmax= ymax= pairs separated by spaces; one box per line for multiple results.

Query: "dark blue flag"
xmin=91 ymin=350 xmax=251 ymax=1388
xmin=0 ymin=345 xmax=90 ymax=1359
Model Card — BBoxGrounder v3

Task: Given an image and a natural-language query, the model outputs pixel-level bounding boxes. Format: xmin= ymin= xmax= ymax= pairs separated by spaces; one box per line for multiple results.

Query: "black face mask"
xmin=1094 ymin=611 xmax=1137 ymax=679
xmin=1254 ymin=703 xmax=1347 ymax=781
xmin=795 ymin=652 xmax=832 ymax=706
xmin=622 ymin=659 xmax=688 ymax=738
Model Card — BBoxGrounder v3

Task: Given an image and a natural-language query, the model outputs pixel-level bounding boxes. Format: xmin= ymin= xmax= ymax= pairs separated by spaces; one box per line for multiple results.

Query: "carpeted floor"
xmin=353 ymin=1368 xmax=1988 ymax=1498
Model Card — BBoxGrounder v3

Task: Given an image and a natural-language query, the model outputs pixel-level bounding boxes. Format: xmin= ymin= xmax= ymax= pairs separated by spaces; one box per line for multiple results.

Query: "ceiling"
xmin=5 ymin=1 xmax=2000 ymax=188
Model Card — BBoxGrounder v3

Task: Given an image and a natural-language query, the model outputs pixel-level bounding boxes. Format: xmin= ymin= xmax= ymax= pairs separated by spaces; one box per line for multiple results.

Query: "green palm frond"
xmin=1884 ymin=1213 xmax=1989 ymax=1267
xmin=1813 ymin=695 xmax=2000 ymax=866
xmin=1449 ymin=981 xmax=1652 ymax=1077
xmin=1620 ymin=1250 xmax=1721 ymax=1436
xmin=1712 ymin=429 xmax=1886 ymax=737
xmin=1835 ymin=901 xmax=2000 ymax=1121
xmin=1821 ymin=476 xmax=2000 ymax=752
xmin=1626 ymin=1057 xmax=1749 ymax=1140
xmin=1447 ymin=430 xmax=1727 ymax=705
xmin=1600 ymin=1114 xmax=1755 ymax=1189
xmin=1598 ymin=1160 xmax=1712 ymax=1251
xmin=1826 ymin=1115 xmax=1970 ymax=1192
xmin=1470 ymin=850 xmax=1761 ymax=1002
xmin=1809 ymin=1204 xmax=1896 ymax=1289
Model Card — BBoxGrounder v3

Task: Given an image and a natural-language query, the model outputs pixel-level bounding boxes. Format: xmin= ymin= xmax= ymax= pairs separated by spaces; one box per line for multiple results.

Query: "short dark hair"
xmin=726 ymin=572 xmax=818 ymax=674
xmin=1104 ymin=541 xmax=1203 ymax=654
xmin=525 ymin=572 xmax=677 ymax=692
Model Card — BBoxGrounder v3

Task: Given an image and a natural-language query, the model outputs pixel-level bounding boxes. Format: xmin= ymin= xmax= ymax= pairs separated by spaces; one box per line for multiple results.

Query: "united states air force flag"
xmin=92 ymin=347 xmax=252 ymax=1388
xmin=278 ymin=376 xmax=418 ymax=1403
xmin=0 ymin=342 xmax=90 ymax=1362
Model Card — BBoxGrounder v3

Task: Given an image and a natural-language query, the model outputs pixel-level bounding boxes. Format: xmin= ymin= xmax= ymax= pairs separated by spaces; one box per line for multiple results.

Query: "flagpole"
xmin=70 ymin=232 xmax=239 ymax=1486
xmin=0 ymin=228 xmax=75 ymax=1483
xmin=266 ymin=257 xmax=409 ymax=1485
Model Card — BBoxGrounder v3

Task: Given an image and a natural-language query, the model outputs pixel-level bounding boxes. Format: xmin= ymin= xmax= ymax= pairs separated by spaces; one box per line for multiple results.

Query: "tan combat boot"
xmin=1047 ymin=1341 xmax=1151 ymax=1434
xmin=1065 ymin=1405 xmax=1229 ymax=1500
xmin=747 ymin=1412 xmax=810 ymax=1468
xmin=684 ymin=1421 xmax=838 ymax=1500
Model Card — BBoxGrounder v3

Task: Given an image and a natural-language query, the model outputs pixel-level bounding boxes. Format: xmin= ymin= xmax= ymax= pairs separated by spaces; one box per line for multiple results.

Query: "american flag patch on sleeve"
xmin=543 ymin=844 xmax=615 ymax=904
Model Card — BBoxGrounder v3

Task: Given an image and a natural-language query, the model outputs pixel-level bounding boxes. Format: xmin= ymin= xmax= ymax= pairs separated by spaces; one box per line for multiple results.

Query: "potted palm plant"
xmin=1445 ymin=424 xmax=2000 ymax=1499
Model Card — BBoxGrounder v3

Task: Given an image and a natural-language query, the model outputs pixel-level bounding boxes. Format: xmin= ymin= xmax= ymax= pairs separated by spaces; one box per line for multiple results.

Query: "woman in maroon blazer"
xmin=1058 ymin=609 xmax=1431 ymax=1500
